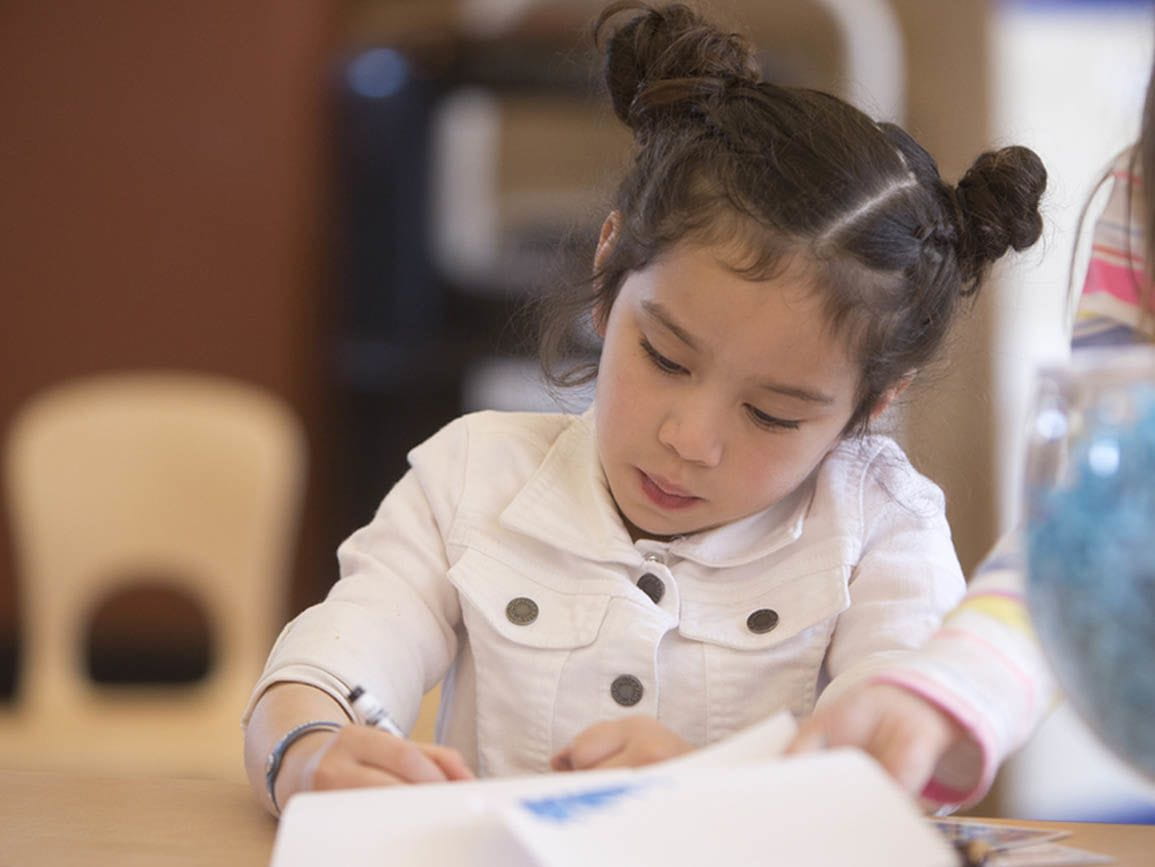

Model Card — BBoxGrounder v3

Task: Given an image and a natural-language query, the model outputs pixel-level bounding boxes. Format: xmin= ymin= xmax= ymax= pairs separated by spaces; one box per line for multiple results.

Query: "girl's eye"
xmin=639 ymin=336 xmax=799 ymax=431
xmin=640 ymin=338 xmax=687 ymax=375
xmin=746 ymin=405 xmax=801 ymax=431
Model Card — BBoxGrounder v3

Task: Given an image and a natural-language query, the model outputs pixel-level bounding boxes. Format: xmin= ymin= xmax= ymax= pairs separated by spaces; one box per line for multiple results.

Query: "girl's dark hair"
xmin=539 ymin=1 xmax=1047 ymax=434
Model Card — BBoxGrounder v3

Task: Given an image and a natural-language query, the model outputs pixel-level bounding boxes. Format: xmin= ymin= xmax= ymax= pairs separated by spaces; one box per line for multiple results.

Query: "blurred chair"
xmin=0 ymin=371 xmax=305 ymax=781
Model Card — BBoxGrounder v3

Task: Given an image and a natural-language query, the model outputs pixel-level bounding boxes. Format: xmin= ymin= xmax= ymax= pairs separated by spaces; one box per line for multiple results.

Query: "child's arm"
xmin=790 ymin=531 xmax=1055 ymax=808
xmin=814 ymin=441 xmax=969 ymax=707
xmin=790 ymin=443 xmax=973 ymax=800
xmin=244 ymin=682 xmax=473 ymax=816
xmin=241 ymin=417 xmax=477 ymax=813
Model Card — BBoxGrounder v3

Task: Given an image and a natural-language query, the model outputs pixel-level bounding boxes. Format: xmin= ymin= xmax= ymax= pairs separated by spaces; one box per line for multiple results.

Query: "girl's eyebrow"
xmin=641 ymin=299 xmax=699 ymax=349
xmin=640 ymin=299 xmax=834 ymax=405
xmin=758 ymin=380 xmax=834 ymax=405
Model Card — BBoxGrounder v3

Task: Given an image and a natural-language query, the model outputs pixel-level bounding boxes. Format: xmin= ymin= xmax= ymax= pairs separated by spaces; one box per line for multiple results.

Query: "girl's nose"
xmin=657 ymin=407 xmax=723 ymax=467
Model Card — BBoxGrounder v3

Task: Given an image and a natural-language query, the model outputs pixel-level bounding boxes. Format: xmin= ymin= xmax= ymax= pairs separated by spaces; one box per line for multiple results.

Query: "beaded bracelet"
xmin=265 ymin=720 xmax=343 ymax=815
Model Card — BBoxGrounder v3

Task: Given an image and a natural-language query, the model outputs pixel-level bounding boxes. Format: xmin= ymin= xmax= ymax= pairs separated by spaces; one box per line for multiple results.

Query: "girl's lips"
xmin=639 ymin=470 xmax=701 ymax=510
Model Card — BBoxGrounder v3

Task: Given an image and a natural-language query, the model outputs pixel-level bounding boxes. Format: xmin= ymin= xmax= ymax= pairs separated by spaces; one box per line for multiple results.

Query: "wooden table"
xmin=974 ymin=816 xmax=1155 ymax=865
xmin=0 ymin=769 xmax=275 ymax=867
xmin=1 ymin=768 xmax=1153 ymax=866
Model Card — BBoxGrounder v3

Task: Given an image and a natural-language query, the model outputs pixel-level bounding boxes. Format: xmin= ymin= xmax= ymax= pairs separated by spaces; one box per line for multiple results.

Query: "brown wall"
xmin=0 ymin=1 xmax=344 ymax=687
xmin=891 ymin=0 xmax=997 ymax=576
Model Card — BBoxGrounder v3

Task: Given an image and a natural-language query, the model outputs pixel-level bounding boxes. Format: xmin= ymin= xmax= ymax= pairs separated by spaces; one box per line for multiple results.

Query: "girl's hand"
xmin=281 ymin=725 xmax=474 ymax=803
xmin=551 ymin=716 xmax=693 ymax=771
xmin=785 ymin=683 xmax=966 ymax=798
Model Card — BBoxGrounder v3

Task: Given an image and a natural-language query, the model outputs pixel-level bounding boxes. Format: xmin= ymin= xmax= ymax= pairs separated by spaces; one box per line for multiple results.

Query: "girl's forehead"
xmin=658 ymin=218 xmax=816 ymax=280
xmin=645 ymin=234 xmax=866 ymax=350
xmin=638 ymin=247 xmax=835 ymax=339
xmin=648 ymin=238 xmax=824 ymax=306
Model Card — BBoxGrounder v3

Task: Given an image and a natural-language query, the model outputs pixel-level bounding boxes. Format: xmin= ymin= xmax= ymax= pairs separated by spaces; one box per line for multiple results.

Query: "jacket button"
xmin=610 ymin=674 xmax=644 ymax=707
xmin=746 ymin=608 xmax=779 ymax=634
xmin=636 ymin=572 xmax=665 ymax=604
xmin=505 ymin=597 xmax=539 ymax=626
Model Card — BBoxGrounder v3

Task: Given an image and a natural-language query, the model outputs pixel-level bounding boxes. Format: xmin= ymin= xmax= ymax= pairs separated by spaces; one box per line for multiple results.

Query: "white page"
xmin=272 ymin=768 xmax=637 ymax=867
xmin=501 ymin=750 xmax=957 ymax=867
xmin=271 ymin=712 xmax=953 ymax=867
xmin=656 ymin=708 xmax=797 ymax=772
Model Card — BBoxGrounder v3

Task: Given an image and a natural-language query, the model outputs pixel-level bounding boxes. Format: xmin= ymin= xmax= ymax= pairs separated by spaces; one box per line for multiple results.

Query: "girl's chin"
xmin=618 ymin=506 xmax=717 ymax=542
xmin=617 ymin=506 xmax=677 ymax=542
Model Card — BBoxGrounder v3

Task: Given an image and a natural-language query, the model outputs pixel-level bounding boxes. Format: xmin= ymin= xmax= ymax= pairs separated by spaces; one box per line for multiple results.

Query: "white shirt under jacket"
xmin=244 ymin=409 xmax=965 ymax=777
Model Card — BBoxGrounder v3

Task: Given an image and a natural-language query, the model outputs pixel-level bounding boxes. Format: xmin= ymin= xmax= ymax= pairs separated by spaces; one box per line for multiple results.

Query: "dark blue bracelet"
xmin=265 ymin=720 xmax=343 ymax=815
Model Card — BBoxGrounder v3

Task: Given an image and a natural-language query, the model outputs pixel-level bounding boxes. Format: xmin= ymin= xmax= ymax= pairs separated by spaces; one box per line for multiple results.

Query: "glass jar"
xmin=1024 ymin=345 xmax=1155 ymax=782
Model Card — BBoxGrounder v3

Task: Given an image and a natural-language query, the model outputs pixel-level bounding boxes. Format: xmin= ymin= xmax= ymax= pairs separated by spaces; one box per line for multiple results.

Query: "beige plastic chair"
xmin=0 ymin=371 xmax=306 ymax=781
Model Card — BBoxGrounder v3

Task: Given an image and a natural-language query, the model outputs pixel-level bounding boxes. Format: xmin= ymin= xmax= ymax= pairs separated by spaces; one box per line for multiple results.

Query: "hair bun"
xmin=954 ymin=145 xmax=1047 ymax=280
xmin=595 ymin=1 xmax=761 ymax=132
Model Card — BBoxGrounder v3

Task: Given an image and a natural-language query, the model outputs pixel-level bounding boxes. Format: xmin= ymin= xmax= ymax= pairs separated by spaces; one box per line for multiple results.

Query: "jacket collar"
xmin=499 ymin=409 xmax=813 ymax=569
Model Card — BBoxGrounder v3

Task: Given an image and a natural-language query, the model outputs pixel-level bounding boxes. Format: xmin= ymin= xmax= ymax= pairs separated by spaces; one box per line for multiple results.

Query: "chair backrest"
xmin=4 ymin=371 xmax=306 ymax=718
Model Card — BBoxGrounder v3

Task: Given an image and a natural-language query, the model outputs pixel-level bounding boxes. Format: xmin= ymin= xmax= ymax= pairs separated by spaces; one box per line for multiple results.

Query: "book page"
xmin=271 ymin=712 xmax=956 ymax=867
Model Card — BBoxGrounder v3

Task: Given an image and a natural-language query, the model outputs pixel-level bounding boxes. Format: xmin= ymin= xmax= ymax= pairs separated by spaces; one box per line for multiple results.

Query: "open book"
xmin=271 ymin=712 xmax=958 ymax=867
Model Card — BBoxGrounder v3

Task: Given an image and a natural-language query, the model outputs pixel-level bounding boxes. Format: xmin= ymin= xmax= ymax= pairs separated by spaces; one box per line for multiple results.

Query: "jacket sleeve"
xmin=240 ymin=417 xmax=470 ymax=732
xmin=816 ymin=443 xmax=968 ymax=709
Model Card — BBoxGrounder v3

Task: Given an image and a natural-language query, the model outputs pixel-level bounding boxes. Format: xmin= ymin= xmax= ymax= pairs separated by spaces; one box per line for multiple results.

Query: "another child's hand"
xmin=285 ymin=725 xmax=474 ymax=799
xmin=785 ymin=683 xmax=965 ymax=797
xmin=550 ymin=716 xmax=693 ymax=771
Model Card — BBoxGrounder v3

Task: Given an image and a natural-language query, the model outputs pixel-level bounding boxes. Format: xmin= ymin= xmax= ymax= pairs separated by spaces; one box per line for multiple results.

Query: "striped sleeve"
xmin=869 ymin=532 xmax=1057 ymax=809
xmin=1073 ymin=149 xmax=1153 ymax=348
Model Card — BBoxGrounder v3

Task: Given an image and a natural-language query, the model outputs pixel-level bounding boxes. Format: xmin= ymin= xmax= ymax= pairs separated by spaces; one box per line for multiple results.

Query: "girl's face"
xmin=595 ymin=239 xmax=862 ymax=540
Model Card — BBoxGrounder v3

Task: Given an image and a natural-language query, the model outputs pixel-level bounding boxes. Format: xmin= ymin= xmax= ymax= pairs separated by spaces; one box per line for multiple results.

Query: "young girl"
xmin=790 ymin=54 xmax=1155 ymax=811
xmin=242 ymin=1 xmax=1046 ymax=816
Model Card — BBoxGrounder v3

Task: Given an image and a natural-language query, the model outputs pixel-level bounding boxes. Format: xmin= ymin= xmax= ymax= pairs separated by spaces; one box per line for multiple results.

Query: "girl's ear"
xmin=592 ymin=212 xmax=621 ymax=337
xmin=594 ymin=211 xmax=620 ymax=272
xmin=870 ymin=371 xmax=917 ymax=420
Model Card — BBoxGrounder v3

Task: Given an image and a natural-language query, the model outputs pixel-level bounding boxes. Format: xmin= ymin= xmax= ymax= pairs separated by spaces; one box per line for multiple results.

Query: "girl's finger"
xmin=784 ymin=721 xmax=828 ymax=755
xmin=309 ymin=751 xmax=403 ymax=792
xmin=342 ymin=765 xmax=404 ymax=789
xmin=869 ymin=714 xmax=956 ymax=796
xmin=344 ymin=727 xmax=451 ymax=784
xmin=869 ymin=728 xmax=939 ymax=796
xmin=550 ymin=748 xmax=574 ymax=772
xmin=556 ymin=723 xmax=628 ymax=771
xmin=579 ymin=746 xmax=647 ymax=770
xmin=384 ymin=739 xmax=453 ymax=784
xmin=419 ymin=743 xmax=475 ymax=781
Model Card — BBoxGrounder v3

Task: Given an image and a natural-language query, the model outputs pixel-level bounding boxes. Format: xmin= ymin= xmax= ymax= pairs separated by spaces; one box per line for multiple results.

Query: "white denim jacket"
xmin=244 ymin=410 xmax=965 ymax=777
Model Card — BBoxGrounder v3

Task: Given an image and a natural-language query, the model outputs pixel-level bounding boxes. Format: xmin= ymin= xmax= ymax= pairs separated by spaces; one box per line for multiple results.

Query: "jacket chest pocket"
xmin=447 ymin=548 xmax=612 ymax=775
xmin=678 ymin=565 xmax=851 ymax=738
